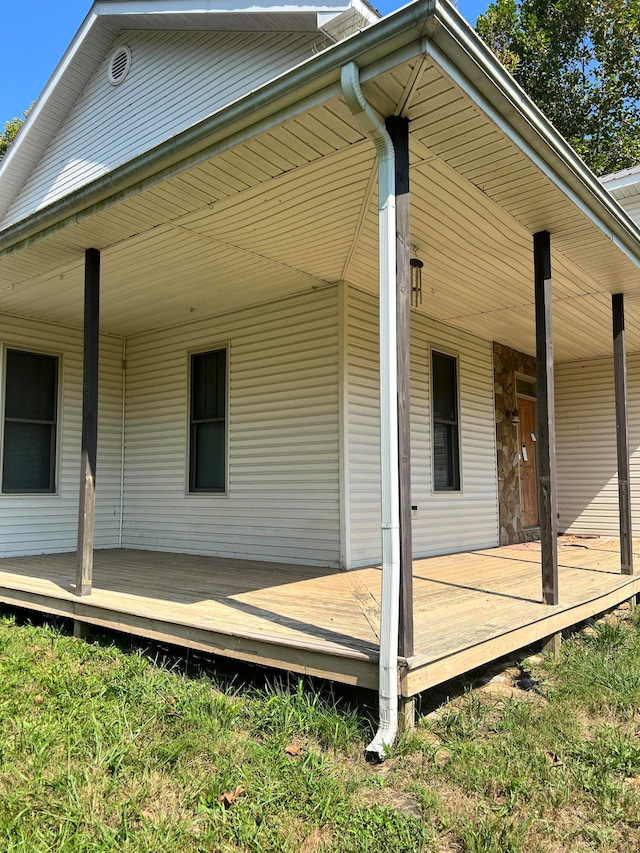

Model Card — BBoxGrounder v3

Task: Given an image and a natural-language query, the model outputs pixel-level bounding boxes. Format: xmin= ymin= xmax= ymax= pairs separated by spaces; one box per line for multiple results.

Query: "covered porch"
xmin=0 ymin=538 xmax=636 ymax=698
xmin=2 ymin=0 xmax=640 ymax=752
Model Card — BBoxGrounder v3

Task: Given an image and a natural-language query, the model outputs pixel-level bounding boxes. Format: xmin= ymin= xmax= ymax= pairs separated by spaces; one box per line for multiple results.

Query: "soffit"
xmin=0 ymin=57 xmax=639 ymax=361
xmin=0 ymin=0 xmax=373 ymax=223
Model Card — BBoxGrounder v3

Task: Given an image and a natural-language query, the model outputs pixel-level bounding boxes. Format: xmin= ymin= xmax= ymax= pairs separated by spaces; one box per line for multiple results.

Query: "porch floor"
xmin=0 ymin=538 xmax=637 ymax=697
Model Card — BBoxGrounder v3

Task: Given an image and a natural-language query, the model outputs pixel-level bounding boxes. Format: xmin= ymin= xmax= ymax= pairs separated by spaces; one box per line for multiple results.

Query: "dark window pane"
xmin=192 ymin=421 xmax=225 ymax=491
xmin=189 ymin=349 xmax=227 ymax=492
xmin=432 ymin=352 xmax=457 ymax=423
xmin=433 ymin=423 xmax=460 ymax=491
xmin=516 ymin=377 xmax=537 ymax=397
xmin=191 ymin=350 xmax=226 ymax=421
xmin=5 ymin=350 xmax=57 ymax=421
xmin=2 ymin=422 xmax=55 ymax=492
xmin=432 ymin=351 xmax=460 ymax=492
xmin=216 ymin=350 xmax=226 ymax=418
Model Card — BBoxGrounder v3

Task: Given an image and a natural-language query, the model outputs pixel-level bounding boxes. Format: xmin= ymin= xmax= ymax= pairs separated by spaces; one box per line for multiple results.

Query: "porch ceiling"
xmin=1 ymin=54 xmax=640 ymax=361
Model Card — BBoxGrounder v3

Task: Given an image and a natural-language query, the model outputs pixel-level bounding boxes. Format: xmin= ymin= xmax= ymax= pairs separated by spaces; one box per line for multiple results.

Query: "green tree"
xmin=0 ymin=108 xmax=33 ymax=161
xmin=0 ymin=117 xmax=23 ymax=161
xmin=476 ymin=0 xmax=640 ymax=175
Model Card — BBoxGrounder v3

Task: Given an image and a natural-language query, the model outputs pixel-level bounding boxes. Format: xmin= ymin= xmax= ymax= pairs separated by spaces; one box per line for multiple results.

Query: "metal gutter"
xmin=427 ymin=0 xmax=640 ymax=270
xmin=0 ymin=0 xmax=435 ymax=258
xmin=601 ymin=165 xmax=640 ymax=186
xmin=2 ymin=0 xmax=640 ymax=271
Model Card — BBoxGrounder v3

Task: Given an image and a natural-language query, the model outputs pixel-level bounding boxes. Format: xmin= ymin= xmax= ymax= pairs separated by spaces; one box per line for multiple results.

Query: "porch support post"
xmin=612 ymin=293 xmax=633 ymax=575
xmin=76 ymin=248 xmax=100 ymax=597
xmin=533 ymin=231 xmax=559 ymax=605
xmin=386 ymin=115 xmax=414 ymax=659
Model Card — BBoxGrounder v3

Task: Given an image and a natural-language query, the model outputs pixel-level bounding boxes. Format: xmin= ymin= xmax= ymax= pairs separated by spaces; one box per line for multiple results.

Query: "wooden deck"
xmin=0 ymin=538 xmax=637 ymax=697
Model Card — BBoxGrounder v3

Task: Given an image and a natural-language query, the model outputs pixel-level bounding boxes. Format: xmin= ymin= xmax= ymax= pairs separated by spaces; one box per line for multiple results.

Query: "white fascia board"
xmin=318 ymin=0 xmax=379 ymax=36
xmin=599 ymin=172 xmax=640 ymax=195
xmin=317 ymin=0 xmax=380 ymax=24
xmin=427 ymin=0 xmax=640 ymax=272
xmin=96 ymin=0 xmax=358 ymax=14
xmin=601 ymin=164 xmax=640 ymax=184
xmin=0 ymin=10 xmax=99 ymax=181
xmin=2 ymin=0 xmax=640 ymax=274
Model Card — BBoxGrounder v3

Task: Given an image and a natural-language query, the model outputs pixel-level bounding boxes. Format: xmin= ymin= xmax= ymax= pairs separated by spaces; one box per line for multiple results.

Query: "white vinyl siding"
xmin=121 ymin=289 xmax=340 ymax=566
xmin=556 ymin=355 xmax=640 ymax=535
xmin=346 ymin=285 xmax=499 ymax=567
xmin=3 ymin=30 xmax=321 ymax=228
xmin=0 ymin=316 xmax=123 ymax=555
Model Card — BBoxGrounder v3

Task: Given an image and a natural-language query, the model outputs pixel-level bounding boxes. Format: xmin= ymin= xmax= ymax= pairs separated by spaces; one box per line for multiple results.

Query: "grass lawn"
xmin=0 ymin=608 xmax=640 ymax=851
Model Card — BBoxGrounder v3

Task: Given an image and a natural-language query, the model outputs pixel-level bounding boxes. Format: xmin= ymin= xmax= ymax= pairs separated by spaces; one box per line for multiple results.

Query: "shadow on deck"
xmin=0 ymin=538 xmax=636 ymax=697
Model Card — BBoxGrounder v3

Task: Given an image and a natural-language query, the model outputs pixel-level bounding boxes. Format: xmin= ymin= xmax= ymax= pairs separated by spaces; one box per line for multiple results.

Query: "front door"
xmin=518 ymin=398 xmax=538 ymax=528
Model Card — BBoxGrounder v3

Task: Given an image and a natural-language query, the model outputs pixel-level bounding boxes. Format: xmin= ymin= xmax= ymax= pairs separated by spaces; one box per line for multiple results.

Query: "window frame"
xmin=514 ymin=371 xmax=538 ymax=403
xmin=0 ymin=344 xmax=63 ymax=497
xmin=430 ymin=346 xmax=462 ymax=495
xmin=185 ymin=343 xmax=230 ymax=497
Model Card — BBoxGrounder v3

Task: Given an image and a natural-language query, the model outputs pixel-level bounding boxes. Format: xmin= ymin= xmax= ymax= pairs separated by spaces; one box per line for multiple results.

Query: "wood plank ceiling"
xmin=1 ymin=55 xmax=639 ymax=361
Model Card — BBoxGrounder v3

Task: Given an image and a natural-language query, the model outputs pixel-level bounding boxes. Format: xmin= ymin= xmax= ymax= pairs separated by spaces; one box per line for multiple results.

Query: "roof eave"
xmin=600 ymin=172 xmax=640 ymax=196
xmin=0 ymin=0 xmax=433 ymax=256
xmin=1 ymin=0 xmax=640 ymax=277
xmin=428 ymin=0 xmax=640 ymax=271
xmin=0 ymin=0 xmax=380 ymax=218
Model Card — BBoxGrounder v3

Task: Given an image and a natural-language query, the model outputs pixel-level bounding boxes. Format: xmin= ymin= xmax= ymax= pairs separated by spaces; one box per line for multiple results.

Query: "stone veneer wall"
xmin=493 ymin=342 xmax=540 ymax=545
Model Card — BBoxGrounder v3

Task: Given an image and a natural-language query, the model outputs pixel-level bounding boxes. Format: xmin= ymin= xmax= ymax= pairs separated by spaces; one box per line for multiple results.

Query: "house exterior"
xmin=0 ymin=0 xmax=512 ymax=571
xmin=485 ymin=165 xmax=640 ymax=550
xmin=527 ymin=166 xmax=640 ymax=543
xmin=1 ymin=0 xmax=640 ymax=750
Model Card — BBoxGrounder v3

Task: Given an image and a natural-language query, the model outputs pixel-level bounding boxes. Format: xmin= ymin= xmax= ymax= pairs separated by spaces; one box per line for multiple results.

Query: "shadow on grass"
xmin=0 ymin=599 xmax=628 ymax=733
xmin=0 ymin=601 xmax=378 ymax=731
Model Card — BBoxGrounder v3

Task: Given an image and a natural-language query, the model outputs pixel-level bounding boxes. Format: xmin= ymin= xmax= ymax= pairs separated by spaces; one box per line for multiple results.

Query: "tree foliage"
xmin=0 ymin=117 xmax=24 ymax=161
xmin=476 ymin=0 xmax=640 ymax=175
xmin=0 ymin=114 xmax=27 ymax=162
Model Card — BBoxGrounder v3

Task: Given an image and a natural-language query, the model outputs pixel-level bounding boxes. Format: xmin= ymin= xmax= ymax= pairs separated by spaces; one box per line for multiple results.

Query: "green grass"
xmin=1 ymin=610 xmax=640 ymax=851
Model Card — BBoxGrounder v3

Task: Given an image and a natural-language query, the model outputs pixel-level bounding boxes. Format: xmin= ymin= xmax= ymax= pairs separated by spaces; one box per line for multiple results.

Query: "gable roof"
xmin=0 ymin=0 xmax=639 ymax=290
xmin=1 ymin=0 xmax=640 ymax=359
xmin=0 ymin=0 xmax=379 ymax=225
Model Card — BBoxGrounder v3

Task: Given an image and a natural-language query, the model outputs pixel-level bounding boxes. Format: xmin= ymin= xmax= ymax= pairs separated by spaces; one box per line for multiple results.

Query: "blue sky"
xmin=1 ymin=0 xmax=490 ymax=125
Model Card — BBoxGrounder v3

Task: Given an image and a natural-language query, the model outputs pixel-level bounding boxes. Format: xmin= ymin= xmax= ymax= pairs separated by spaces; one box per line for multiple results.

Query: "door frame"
xmin=515 ymin=372 xmax=539 ymax=529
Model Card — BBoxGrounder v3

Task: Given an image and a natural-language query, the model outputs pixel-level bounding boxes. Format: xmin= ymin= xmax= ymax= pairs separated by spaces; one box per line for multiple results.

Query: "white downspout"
xmin=340 ymin=62 xmax=400 ymax=760
xmin=118 ymin=338 xmax=126 ymax=548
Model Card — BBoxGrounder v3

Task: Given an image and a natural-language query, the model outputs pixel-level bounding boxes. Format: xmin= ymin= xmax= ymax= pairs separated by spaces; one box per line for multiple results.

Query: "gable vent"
xmin=108 ymin=46 xmax=132 ymax=86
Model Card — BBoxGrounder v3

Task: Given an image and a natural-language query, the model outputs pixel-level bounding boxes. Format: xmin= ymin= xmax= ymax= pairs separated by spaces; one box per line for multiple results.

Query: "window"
xmin=432 ymin=350 xmax=460 ymax=492
xmin=2 ymin=349 xmax=59 ymax=494
xmin=516 ymin=375 xmax=537 ymax=399
xmin=189 ymin=348 xmax=227 ymax=493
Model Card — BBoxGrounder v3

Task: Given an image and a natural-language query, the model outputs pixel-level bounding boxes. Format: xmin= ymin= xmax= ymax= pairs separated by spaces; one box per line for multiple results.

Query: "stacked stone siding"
xmin=493 ymin=342 xmax=540 ymax=545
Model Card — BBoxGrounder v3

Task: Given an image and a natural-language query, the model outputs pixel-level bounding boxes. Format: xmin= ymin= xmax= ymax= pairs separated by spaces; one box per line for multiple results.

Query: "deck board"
xmin=0 ymin=539 xmax=637 ymax=696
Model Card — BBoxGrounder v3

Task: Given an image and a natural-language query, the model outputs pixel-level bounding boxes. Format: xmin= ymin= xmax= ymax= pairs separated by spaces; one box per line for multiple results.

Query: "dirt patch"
xmin=299 ymin=827 xmax=334 ymax=853
xmin=509 ymin=535 xmax=616 ymax=552
xmin=508 ymin=541 xmax=542 ymax=551
xmin=358 ymin=787 xmax=423 ymax=818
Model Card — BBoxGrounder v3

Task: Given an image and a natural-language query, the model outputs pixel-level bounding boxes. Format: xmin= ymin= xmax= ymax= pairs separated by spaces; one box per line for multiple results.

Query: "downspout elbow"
xmin=340 ymin=64 xmax=394 ymax=168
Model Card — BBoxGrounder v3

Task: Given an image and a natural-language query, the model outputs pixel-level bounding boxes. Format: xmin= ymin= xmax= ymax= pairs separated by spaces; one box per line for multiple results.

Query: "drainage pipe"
xmin=118 ymin=337 xmax=126 ymax=549
xmin=340 ymin=62 xmax=400 ymax=760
